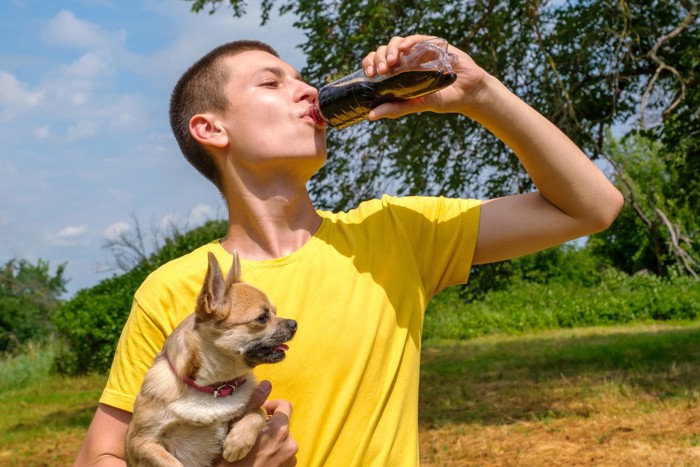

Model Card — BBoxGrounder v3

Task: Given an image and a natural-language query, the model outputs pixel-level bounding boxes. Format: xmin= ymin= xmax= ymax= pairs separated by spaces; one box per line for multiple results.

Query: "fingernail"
xmin=259 ymin=380 xmax=272 ymax=393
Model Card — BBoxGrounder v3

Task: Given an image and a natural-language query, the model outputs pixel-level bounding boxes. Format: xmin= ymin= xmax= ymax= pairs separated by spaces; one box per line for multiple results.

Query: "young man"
xmin=75 ymin=35 xmax=623 ymax=466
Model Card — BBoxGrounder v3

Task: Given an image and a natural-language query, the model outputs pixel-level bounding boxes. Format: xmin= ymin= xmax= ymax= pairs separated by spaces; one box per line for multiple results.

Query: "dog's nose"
xmin=286 ymin=319 xmax=297 ymax=332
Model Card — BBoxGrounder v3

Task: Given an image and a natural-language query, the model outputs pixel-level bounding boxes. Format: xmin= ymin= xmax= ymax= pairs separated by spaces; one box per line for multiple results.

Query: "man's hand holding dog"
xmin=218 ymin=380 xmax=299 ymax=467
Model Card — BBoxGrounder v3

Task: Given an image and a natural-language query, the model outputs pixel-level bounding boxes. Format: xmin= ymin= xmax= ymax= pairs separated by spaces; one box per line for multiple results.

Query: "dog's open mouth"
xmin=245 ymin=342 xmax=291 ymax=366
xmin=265 ymin=343 xmax=289 ymax=361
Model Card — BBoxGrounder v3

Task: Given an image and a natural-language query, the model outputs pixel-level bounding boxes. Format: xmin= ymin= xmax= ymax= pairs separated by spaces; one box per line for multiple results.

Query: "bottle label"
xmin=316 ymin=38 xmax=458 ymax=129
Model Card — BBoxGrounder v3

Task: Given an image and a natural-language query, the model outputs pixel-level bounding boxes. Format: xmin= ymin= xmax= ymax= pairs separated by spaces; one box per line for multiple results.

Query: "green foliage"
xmin=185 ymin=0 xmax=696 ymax=200
xmin=0 ymin=340 xmax=57 ymax=393
xmin=0 ymin=259 xmax=67 ymax=353
xmin=425 ymin=268 xmax=700 ymax=342
xmin=185 ymin=0 xmax=699 ymax=280
xmin=462 ymin=243 xmax=611 ymax=302
xmin=591 ymin=132 xmax=700 ymax=276
xmin=52 ymin=220 xmax=227 ymax=375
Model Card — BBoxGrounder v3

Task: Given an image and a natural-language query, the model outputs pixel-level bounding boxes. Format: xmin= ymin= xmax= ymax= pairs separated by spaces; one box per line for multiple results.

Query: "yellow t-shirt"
xmin=101 ymin=195 xmax=481 ymax=466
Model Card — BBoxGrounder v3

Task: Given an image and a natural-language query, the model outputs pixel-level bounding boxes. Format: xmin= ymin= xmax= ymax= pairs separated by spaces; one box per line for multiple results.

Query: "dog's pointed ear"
xmin=226 ymin=250 xmax=242 ymax=286
xmin=197 ymin=252 xmax=226 ymax=320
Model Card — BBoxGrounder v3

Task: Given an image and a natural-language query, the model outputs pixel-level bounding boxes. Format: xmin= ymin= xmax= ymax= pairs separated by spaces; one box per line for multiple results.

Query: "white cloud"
xmin=0 ymin=71 xmax=42 ymax=106
xmin=49 ymin=224 xmax=89 ymax=246
xmin=34 ymin=125 xmax=51 ymax=139
xmin=67 ymin=119 xmax=98 ymax=141
xmin=0 ymin=71 xmax=43 ymax=121
xmin=158 ymin=212 xmax=179 ymax=231
xmin=188 ymin=203 xmax=217 ymax=226
xmin=0 ymin=159 xmax=18 ymax=178
xmin=103 ymin=221 xmax=130 ymax=240
xmin=53 ymin=225 xmax=87 ymax=238
xmin=126 ymin=0 xmax=307 ymax=83
xmin=62 ymin=50 xmax=114 ymax=82
xmin=0 ymin=22 xmax=122 ymax=132
xmin=151 ymin=203 xmax=220 ymax=234
xmin=44 ymin=10 xmax=125 ymax=50
xmin=107 ymin=187 xmax=134 ymax=204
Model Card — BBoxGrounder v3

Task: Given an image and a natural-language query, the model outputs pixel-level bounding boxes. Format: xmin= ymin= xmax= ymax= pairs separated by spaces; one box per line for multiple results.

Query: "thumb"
xmin=247 ymin=380 xmax=272 ymax=411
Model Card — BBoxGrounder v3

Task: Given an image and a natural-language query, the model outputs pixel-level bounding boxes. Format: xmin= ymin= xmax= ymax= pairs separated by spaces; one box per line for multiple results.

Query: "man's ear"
xmin=189 ymin=113 xmax=228 ymax=149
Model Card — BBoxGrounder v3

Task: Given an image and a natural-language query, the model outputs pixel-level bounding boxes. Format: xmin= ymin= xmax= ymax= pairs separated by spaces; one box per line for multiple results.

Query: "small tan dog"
xmin=125 ymin=252 xmax=297 ymax=466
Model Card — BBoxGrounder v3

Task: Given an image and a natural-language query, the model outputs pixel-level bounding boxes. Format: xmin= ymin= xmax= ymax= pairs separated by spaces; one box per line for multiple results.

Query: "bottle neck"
xmin=310 ymin=104 xmax=327 ymax=126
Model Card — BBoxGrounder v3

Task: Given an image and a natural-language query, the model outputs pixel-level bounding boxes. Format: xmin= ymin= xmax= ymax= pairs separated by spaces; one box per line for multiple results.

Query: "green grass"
xmin=420 ymin=322 xmax=700 ymax=427
xmin=2 ymin=322 xmax=699 ymax=465
xmin=0 ymin=340 xmax=58 ymax=392
xmin=0 ymin=341 xmax=105 ymax=465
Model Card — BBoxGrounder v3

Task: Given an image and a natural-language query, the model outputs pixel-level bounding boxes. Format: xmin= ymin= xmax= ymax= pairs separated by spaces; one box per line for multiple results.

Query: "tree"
xmin=590 ymin=132 xmax=699 ymax=277
xmin=0 ymin=258 xmax=68 ymax=352
xmin=100 ymin=214 xmax=187 ymax=274
xmin=185 ymin=0 xmax=699 ymax=276
xmin=53 ymin=220 xmax=227 ymax=374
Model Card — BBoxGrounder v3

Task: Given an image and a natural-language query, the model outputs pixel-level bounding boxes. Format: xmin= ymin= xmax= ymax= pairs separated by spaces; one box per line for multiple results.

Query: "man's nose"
xmin=296 ymin=81 xmax=319 ymax=102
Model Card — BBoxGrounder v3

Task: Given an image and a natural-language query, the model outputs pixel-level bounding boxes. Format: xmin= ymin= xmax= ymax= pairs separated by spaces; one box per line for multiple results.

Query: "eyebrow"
xmin=255 ymin=65 xmax=304 ymax=81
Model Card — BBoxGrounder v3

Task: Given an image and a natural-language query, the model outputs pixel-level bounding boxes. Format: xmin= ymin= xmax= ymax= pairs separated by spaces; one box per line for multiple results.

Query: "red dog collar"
xmin=164 ymin=352 xmax=247 ymax=398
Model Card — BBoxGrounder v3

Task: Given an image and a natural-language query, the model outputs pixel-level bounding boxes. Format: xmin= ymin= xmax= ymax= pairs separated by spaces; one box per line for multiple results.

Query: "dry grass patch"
xmin=419 ymin=323 xmax=700 ymax=465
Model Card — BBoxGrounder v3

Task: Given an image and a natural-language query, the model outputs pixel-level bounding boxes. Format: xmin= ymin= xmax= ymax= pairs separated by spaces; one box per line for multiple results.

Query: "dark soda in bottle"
xmin=310 ymin=38 xmax=458 ymax=129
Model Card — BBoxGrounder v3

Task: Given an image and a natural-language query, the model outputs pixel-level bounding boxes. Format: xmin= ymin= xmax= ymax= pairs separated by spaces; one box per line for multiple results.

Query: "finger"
xmin=368 ymin=97 xmax=428 ymax=121
xmin=384 ymin=36 xmax=406 ymax=68
xmin=246 ymin=380 xmax=272 ymax=411
xmin=262 ymin=398 xmax=293 ymax=418
xmin=362 ymin=52 xmax=377 ymax=77
xmin=373 ymin=45 xmax=389 ymax=75
xmin=398 ymin=34 xmax=440 ymax=53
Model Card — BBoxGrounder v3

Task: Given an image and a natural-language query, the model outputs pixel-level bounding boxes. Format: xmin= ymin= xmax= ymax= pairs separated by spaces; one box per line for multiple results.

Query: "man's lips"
xmin=302 ymin=105 xmax=326 ymax=127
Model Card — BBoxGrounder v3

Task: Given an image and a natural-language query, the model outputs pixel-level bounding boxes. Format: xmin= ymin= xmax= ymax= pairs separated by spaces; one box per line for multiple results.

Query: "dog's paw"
xmin=222 ymin=432 xmax=258 ymax=463
xmin=222 ymin=413 xmax=266 ymax=462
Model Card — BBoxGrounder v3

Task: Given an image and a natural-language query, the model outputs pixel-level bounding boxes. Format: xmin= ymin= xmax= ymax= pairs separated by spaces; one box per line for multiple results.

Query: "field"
xmin=1 ymin=322 xmax=699 ymax=466
xmin=419 ymin=323 xmax=700 ymax=466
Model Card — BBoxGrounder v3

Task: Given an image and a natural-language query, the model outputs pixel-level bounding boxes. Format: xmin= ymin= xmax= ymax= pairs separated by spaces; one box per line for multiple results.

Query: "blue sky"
xmin=0 ymin=0 xmax=306 ymax=295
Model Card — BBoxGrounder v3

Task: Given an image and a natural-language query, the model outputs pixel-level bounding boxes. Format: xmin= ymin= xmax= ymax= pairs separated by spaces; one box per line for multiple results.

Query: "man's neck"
xmin=220 ymin=188 xmax=322 ymax=261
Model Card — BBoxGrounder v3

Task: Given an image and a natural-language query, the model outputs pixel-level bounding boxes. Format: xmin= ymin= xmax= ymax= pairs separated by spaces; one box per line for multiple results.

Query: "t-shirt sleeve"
xmin=388 ymin=196 xmax=481 ymax=299
xmin=98 ymin=246 xmax=212 ymax=413
xmin=99 ymin=295 xmax=168 ymax=413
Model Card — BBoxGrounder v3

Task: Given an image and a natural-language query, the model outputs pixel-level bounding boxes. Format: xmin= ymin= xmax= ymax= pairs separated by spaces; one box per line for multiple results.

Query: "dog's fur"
xmin=125 ymin=252 xmax=297 ymax=466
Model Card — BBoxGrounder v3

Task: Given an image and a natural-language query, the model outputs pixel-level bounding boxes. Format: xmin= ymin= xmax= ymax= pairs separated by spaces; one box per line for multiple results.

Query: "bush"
xmin=424 ymin=269 xmax=700 ymax=342
xmin=0 ymin=259 xmax=67 ymax=353
xmin=0 ymin=339 xmax=57 ymax=392
xmin=53 ymin=220 xmax=227 ymax=375
xmin=461 ymin=243 xmax=611 ymax=302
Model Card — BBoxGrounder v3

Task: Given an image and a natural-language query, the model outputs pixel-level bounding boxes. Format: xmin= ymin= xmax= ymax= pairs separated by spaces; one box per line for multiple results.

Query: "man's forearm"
xmin=463 ymin=74 xmax=622 ymax=228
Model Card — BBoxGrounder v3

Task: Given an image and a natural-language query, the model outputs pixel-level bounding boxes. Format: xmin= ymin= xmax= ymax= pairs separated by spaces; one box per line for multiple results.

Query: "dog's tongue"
xmin=276 ymin=344 xmax=289 ymax=352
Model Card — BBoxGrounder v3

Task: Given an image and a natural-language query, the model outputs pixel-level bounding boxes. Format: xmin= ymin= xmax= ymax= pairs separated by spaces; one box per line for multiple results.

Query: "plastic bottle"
xmin=309 ymin=38 xmax=458 ymax=129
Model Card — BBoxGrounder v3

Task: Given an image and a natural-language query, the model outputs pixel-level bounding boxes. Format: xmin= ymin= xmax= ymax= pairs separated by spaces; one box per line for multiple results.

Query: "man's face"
xmin=218 ymin=50 xmax=327 ymax=175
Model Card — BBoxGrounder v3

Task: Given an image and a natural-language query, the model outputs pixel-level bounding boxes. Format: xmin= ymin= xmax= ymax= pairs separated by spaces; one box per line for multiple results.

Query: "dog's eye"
xmin=256 ymin=312 xmax=269 ymax=324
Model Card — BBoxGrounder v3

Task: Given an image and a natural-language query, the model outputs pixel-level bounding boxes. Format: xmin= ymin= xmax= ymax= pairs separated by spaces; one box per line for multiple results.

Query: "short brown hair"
xmin=169 ymin=40 xmax=279 ymax=191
